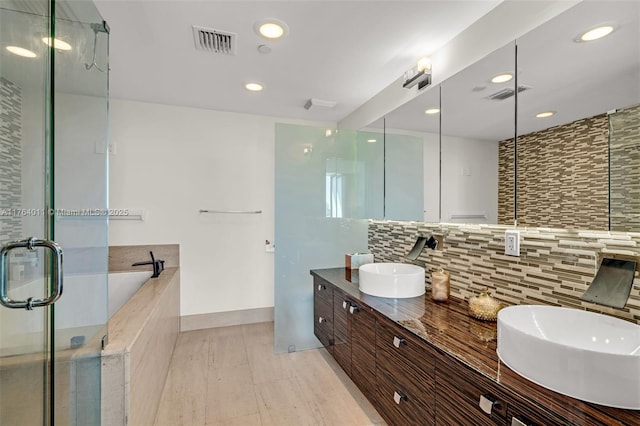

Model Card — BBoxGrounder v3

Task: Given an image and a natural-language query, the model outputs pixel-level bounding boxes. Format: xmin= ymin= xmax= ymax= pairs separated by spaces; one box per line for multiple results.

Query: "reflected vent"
xmin=486 ymin=85 xmax=531 ymax=101
xmin=192 ymin=26 xmax=237 ymax=55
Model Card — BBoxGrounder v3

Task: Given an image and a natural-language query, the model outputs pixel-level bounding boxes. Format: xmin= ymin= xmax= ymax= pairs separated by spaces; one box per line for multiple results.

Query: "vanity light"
xmin=403 ymin=57 xmax=432 ymax=90
xmin=255 ymin=19 xmax=289 ymax=40
xmin=578 ymin=25 xmax=614 ymax=42
xmin=491 ymin=73 xmax=513 ymax=84
xmin=425 ymin=108 xmax=440 ymax=115
xmin=6 ymin=46 xmax=36 ymax=58
xmin=245 ymin=82 xmax=264 ymax=92
xmin=536 ymin=111 xmax=555 ymax=118
xmin=42 ymin=37 xmax=72 ymax=51
xmin=367 ymin=139 xmax=377 ymax=143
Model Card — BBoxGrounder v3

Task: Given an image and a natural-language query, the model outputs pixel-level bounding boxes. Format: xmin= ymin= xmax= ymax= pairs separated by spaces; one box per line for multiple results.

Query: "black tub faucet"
xmin=132 ymin=251 xmax=165 ymax=278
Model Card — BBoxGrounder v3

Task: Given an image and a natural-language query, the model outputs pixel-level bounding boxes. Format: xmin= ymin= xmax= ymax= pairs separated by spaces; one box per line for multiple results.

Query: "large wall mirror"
xmin=366 ymin=86 xmax=440 ymax=222
xmin=441 ymin=41 xmax=516 ymax=225
xmin=515 ymin=1 xmax=640 ymax=230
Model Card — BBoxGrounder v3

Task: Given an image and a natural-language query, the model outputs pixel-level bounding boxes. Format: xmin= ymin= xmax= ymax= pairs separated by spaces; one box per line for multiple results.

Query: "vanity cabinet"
xmin=376 ymin=318 xmax=436 ymax=425
xmin=311 ymin=270 xmax=581 ymax=426
xmin=313 ymin=278 xmax=333 ymax=352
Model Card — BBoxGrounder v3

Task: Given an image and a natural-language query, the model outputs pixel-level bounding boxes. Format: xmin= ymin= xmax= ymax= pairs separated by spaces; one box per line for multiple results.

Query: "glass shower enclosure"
xmin=0 ymin=0 xmax=109 ymax=424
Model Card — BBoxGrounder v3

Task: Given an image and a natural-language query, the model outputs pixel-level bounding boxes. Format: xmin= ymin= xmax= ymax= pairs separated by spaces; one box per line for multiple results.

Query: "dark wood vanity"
xmin=311 ymin=268 xmax=640 ymax=426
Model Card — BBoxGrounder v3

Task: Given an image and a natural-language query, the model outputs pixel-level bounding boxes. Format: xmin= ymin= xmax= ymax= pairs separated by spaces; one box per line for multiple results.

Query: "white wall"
xmin=441 ymin=135 xmax=498 ymax=224
xmin=109 ymin=99 xmax=332 ymax=317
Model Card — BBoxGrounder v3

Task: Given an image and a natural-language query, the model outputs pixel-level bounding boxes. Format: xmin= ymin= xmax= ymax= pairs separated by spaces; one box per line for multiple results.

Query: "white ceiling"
xmin=93 ymin=0 xmax=501 ymax=123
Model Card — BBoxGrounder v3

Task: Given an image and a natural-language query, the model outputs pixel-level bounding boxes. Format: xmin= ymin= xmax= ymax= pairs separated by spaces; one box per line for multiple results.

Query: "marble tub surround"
xmin=369 ymin=220 xmax=640 ymax=324
xmin=109 ymin=244 xmax=179 ymax=273
xmin=311 ymin=268 xmax=640 ymax=425
xmin=102 ymin=266 xmax=180 ymax=426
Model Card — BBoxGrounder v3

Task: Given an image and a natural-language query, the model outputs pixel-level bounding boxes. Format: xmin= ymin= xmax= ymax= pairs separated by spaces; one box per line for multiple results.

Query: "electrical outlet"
xmin=505 ymin=230 xmax=520 ymax=256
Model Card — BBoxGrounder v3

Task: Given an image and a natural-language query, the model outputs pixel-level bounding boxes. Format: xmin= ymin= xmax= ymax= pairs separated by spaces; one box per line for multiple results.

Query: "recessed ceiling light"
xmin=254 ymin=19 xmax=289 ymax=40
xmin=245 ymin=82 xmax=264 ymax=92
xmin=425 ymin=108 xmax=440 ymax=115
xmin=367 ymin=139 xmax=377 ymax=143
xmin=491 ymin=73 xmax=513 ymax=84
xmin=6 ymin=46 xmax=36 ymax=58
xmin=578 ymin=25 xmax=614 ymax=42
xmin=42 ymin=37 xmax=72 ymax=51
xmin=536 ymin=111 xmax=555 ymax=118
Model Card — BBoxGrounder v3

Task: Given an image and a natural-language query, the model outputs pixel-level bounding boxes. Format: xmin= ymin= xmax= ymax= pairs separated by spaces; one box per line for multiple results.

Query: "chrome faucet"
xmin=132 ymin=251 xmax=165 ymax=278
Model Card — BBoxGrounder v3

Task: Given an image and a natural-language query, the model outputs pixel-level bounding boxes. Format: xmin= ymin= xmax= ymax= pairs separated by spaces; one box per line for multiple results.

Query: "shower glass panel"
xmin=0 ymin=0 xmax=108 ymax=424
xmin=274 ymin=124 xmax=381 ymax=353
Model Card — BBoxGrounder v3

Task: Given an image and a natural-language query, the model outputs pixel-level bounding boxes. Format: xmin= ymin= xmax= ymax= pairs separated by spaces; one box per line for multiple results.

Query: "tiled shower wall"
xmin=369 ymin=220 xmax=640 ymax=324
xmin=498 ymin=113 xmax=609 ymax=229
xmin=0 ymin=77 xmax=23 ymax=243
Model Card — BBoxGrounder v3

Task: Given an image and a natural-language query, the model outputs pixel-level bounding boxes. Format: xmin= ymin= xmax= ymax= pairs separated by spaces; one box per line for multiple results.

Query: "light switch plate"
xmin=505 ymin=230 xmax=520 ymax=256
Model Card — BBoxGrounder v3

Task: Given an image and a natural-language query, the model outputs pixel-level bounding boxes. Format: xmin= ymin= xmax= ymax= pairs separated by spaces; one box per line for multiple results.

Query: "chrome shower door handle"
xmin=0 ymin=237 xmax=63 ymax=310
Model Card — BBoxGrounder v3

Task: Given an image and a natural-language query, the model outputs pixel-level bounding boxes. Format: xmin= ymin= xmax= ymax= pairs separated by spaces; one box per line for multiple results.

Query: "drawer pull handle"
xmin=342 ymin=300 xmax=350 ymax=310
xmin=479 ymin=394 xmax=501 ymax=415
xmin=393 ymin=391 xmax=406 ymax=405
xmin=317 ymin=284 xmax=326 ymax=291
xmin=318 ymin=316 xmax=326 ymax=324
xmin=393 ymin=336 xmax=406 ymax=348
xmin=511 ymin=416 xmax=534 ymax=426
xmin=349 ymin=305 xmax=359 ymax=314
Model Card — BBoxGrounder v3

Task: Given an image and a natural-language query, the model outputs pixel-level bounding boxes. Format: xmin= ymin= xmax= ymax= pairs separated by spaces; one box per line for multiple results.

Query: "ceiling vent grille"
xmin=486 ymin=85 xmax=531 ymax=101
xmin=192 ymin=26 xmax=237 ymax=55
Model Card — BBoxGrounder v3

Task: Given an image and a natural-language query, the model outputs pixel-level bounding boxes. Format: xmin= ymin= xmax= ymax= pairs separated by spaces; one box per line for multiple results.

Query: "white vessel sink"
xmin=497 ymin=305 xmax=640 ymax=409
xmin=358 ymin=263 xmax=425 ymax=298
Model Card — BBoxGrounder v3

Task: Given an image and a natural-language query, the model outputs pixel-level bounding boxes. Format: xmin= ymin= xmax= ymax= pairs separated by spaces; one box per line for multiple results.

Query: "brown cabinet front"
xmin=332 ymin=287 xmax=352 ymax=376
xmin=349 ymin=301 xmax=377 ymax=405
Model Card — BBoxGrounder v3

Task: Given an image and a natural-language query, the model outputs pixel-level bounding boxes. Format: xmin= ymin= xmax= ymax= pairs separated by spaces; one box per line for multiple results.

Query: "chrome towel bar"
xmin=199 ymin=209 xmax=262 ymax=214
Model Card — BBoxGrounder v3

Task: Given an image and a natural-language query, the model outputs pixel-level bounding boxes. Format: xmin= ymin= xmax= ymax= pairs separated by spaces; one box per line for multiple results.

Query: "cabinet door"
xmin=436 ymin=354 xmax=507 ymax=426
xmin=332 ymin=288 xmax=352 ymax=376
xmin=349 ymin=301 xmax=377 ymax=405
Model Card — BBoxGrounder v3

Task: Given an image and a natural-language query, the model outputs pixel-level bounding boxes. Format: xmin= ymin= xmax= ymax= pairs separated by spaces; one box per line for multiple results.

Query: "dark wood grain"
xmin=351 ymin=303 xmax=377 ymax=405
xmin=310 ymin=267 xmax=640 ymax=426
xmin=332 ymin=287 xmax=352 ymax=376
xmin=377 ymin=366 xmax=434 ymax=426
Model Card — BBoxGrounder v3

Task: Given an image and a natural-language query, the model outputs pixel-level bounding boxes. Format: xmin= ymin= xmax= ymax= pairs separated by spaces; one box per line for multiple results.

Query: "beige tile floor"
xmin=154 ymin=322 xmax=386 ymax=426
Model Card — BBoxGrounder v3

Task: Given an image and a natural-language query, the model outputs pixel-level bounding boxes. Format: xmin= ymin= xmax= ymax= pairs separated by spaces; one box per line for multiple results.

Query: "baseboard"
xmin=180 ymin=307 xmax=274 ymax=332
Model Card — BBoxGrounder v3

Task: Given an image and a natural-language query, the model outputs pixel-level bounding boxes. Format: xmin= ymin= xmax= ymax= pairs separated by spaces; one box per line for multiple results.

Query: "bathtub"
xmin=107 ymin=270 xmax=153 ymax=318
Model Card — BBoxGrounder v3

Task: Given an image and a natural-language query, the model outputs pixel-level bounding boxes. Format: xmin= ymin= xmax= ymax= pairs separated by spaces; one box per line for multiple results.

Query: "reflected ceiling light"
xmin=578 ymin=25 xmax=614 ymax=42
xmin=42 ymin=37 xmax=72 ymax=51
xmin=491 ymin=73 xmax=513 ymax=84
xmin=255 ymin=19 xmax=289 ymax=40
xmin=536 ymin=111 xmax=555 ymax=118
xmin=367 ymin=139 xmax=377 ymax=143
xmin=6 ymin=46 xmax=36 ymax=58
xmin=425 ymin=108 xmax=440 ymax=115
xmin=245 ymin=82 xmax=264 ymax=92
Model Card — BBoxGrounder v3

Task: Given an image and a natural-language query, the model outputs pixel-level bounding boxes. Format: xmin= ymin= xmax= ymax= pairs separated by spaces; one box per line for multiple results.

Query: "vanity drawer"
xmin=376 ymin=318 xmax=435 ymax=374
xmin=313 ymin=295 xmax=333 ymax=351
xmin=377 ymin=366 xmax=434 ymax=426
xmin=332 ymin=288 xmax=352 ymax=375
xmin=436 ymin=353 xmax=507 ymax=426
xmin=313 ymin=277 xmax=333 ymax=304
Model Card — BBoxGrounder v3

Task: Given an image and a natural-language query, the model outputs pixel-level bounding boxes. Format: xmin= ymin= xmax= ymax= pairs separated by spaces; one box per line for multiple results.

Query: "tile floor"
xmin=154 ymin=322 xmax=386 ymax=426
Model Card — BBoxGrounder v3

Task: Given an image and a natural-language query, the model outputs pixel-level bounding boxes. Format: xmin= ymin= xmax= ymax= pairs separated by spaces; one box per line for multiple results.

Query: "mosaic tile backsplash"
xmin=369 ymin=220 xmax=640 ymax=324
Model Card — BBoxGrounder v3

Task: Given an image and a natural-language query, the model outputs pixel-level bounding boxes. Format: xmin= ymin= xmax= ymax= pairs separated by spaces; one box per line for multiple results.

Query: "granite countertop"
xmin=310 ymin=267 xmax=640 ymax=425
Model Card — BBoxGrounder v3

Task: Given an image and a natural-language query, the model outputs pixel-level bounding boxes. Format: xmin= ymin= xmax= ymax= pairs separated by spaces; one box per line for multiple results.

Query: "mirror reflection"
xmin=368 ymin=86 xmax=440 ymax=222
xmin=515 ymin=1 xmax=640 ymax=230
xmin=441 ymin=41 xmax=516 ymax=225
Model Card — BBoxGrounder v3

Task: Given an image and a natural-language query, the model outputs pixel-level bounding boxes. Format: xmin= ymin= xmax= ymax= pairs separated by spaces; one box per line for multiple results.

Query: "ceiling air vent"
xmin=486 ymin=85 xmax=531 ymax=101
xmin=192 ymin=26 xmax=237 ymax=55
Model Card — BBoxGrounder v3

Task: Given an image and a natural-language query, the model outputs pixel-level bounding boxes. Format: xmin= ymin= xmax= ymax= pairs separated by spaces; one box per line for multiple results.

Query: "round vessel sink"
xmin=358 ymin=263 xmax=425 ymax=298
xmin=497 ymin=305 xmax=640 ymax=409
